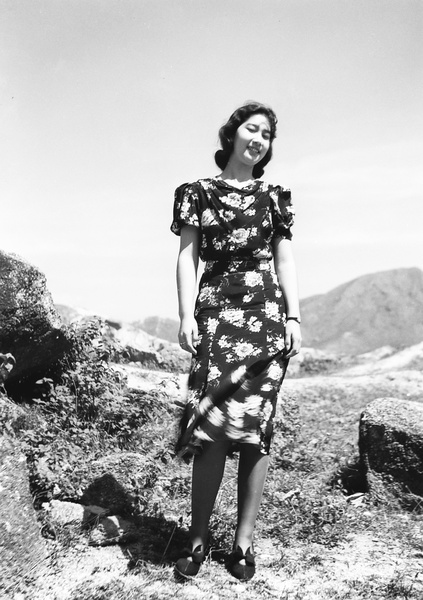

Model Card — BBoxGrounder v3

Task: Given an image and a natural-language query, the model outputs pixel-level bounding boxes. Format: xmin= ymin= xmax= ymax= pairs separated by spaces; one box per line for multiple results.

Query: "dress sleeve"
xmin=270 ymin=186 xmax=295 ymax=240
xmin=170 ymin=182 xmax=201 ymax=236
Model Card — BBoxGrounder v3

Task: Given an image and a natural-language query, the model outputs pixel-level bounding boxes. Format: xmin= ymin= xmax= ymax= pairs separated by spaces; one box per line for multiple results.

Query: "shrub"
xmin=17 ymin=318 xmax=176 ymax=505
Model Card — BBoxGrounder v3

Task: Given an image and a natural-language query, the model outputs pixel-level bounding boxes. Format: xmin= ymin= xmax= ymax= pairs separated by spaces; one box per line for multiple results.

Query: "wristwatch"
xmin=286 ymin=316 xmax=301 ymax=324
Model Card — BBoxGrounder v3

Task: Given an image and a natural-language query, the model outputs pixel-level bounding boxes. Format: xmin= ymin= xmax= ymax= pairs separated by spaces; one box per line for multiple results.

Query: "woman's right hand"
xmin=178 ymin=317 xmax=199 ymax=355
xmin=177 ymin=226 xmax=200 ymax=355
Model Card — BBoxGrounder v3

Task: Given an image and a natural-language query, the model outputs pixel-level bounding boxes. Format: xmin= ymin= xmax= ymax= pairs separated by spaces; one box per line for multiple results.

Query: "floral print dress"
xmin=171 ymin=178 xmax=295 ymax=457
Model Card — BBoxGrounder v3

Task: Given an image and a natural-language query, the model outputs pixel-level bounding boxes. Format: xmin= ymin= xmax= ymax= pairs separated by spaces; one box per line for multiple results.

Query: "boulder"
xmin=43 ymin=499 xmax=85 ymax=527
xmin=0 ymin=435 xmax=47 ymax=592
xmin=0 ymin=251 xmax=71 ymax=390
xmin=359 ymin=397 xmax=423 ymax=509
xmin=80 ymin=452 xmax=158 ymax=516
xmin=42 ymin=500 xmax=136 ymax=538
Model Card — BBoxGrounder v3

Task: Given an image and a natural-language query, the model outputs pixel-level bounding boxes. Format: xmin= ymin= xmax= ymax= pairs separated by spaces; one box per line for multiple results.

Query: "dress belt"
xmin=203 ymin=259 xmax=271 ymax=280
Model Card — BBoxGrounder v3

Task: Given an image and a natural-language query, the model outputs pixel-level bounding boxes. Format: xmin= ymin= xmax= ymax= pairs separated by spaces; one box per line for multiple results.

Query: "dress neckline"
xmin=211 ymin=177 xmax=261 ymax=193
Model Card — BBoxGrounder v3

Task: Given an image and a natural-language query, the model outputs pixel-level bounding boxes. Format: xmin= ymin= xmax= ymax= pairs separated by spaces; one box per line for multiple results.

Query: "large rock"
xmin=0 ymin=251 xmax=71 ymax=389
xmin=359 ymin=397 xmax=423 ymax=509
xmin=42 ymin=499 xmax=140 ymax=547
xmin=44 ymin=499 xmax=86 ymax=527
xmin=0 ymin=434 xmax=47 ymax=592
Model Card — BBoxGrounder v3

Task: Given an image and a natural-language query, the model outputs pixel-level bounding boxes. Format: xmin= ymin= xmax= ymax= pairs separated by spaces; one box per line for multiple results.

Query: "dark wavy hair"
xmin=214 ymin=102 xmax=278 ymax=178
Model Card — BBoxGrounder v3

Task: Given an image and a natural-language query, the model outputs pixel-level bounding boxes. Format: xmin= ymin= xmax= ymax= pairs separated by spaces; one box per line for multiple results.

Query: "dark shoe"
xmin=228 ymin=545 xmax=256 ymax=581
xmin=174 ymin=544 xmax=205 ymax=579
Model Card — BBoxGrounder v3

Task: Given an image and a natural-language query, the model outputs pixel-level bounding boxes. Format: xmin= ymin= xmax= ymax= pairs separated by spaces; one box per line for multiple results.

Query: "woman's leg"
xmin=189 ymin=440 xmax=231 ymax=549
xmin=235 ymin=444 xmax=270 ymax=551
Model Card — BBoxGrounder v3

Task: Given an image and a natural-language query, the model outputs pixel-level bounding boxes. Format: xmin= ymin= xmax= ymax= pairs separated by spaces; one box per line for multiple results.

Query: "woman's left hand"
xmin=284 ymin=320 xmax=302 ymax=359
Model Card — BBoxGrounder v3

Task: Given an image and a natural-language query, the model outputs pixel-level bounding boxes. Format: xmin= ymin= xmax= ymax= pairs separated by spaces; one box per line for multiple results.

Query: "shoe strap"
xmin=232 ymin=545 xmax=255 ymax=566
xmin=182 ymin=545 xmax=205 ymax=564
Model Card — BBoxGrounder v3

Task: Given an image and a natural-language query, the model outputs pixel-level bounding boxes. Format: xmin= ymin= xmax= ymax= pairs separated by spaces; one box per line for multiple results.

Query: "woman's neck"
xmin=219 ymin=158 xmax=255 ymax=187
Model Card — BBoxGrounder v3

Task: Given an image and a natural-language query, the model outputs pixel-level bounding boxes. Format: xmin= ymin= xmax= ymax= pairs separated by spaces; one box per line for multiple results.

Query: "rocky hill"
xmin=134 ymin=316 xmax=179 ymax=344
xmin=300 ymin=267 xmax=423 ymax=354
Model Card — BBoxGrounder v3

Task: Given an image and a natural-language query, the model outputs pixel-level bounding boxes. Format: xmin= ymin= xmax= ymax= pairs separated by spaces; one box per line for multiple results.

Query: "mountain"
xmin=135 ymin=316 xmax=179 ymax=343
xmin=300 ymin=267 xmax=423 ymax=354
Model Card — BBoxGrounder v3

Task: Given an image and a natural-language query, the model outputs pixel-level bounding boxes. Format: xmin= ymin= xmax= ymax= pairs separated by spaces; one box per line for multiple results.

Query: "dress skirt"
xmin=177 ymin=258 xmax=289 ymax=459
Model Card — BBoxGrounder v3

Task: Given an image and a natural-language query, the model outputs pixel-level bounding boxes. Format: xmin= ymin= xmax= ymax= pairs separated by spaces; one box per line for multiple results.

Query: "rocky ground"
xmin=13 ymin=527 xmax=423 ymax=600
xmin=8 ymin=346 xmax=423 ymax=600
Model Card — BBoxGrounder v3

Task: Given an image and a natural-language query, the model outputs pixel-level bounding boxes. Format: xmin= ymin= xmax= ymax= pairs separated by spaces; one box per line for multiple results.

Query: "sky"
xmin=1 ymin=0 xmax=422 ymax=322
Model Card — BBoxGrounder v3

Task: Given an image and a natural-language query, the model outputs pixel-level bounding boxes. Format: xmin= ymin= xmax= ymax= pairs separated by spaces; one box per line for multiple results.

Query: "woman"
xmin=170 ymin=102 xmax=301 ymax=581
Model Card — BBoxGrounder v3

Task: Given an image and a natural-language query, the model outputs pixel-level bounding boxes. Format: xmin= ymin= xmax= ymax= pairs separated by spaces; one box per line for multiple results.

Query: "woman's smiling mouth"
xmin=247 ymin=145 xmax=261 ymax=156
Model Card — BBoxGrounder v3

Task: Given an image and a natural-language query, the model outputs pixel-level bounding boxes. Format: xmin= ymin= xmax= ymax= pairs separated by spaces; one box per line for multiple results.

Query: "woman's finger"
xmin=179 ymin=331 xmax=197 ymax=355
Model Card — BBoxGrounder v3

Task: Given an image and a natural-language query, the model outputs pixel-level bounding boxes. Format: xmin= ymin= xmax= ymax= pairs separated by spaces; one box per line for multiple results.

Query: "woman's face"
xmin=232 ymin=113 xmax=272 ymax=168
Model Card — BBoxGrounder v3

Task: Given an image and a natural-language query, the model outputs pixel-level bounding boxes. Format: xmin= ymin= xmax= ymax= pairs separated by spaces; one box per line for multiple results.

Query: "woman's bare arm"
xmin=177 ymin=225 xmax=200 ymax=354
xmin=273 ymin=237 xmax=302 ymax=358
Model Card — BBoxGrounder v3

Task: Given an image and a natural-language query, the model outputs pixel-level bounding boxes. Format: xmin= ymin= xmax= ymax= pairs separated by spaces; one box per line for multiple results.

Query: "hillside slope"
xmin=135 ymin=316 xmax=179 ymax=343
xmin=300 ymin=267 xmax=423 ymax=354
